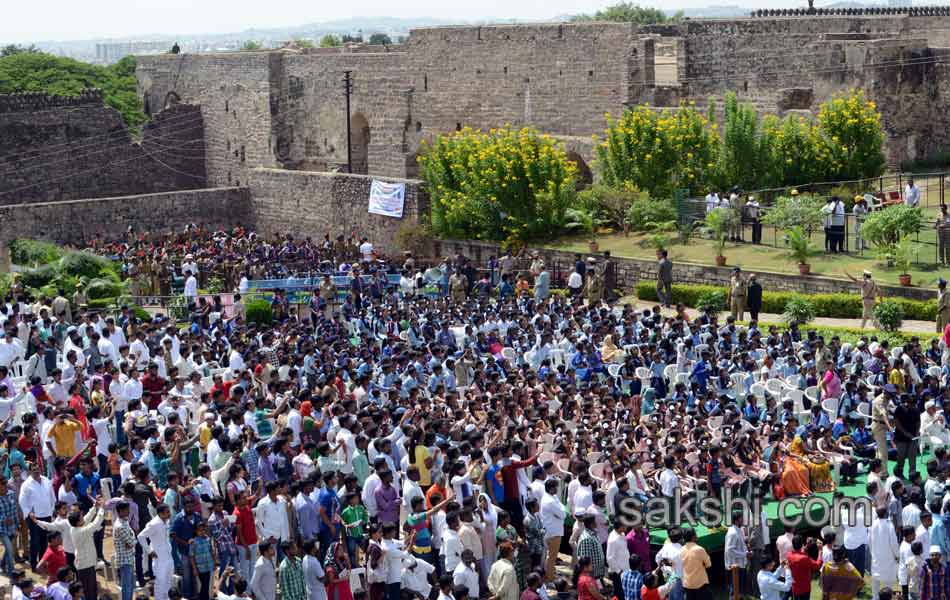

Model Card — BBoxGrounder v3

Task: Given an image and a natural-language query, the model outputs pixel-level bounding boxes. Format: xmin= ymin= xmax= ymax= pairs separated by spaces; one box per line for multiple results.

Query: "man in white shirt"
xmin=19 ymin=463 xmax=56 ymax=569
xmin=381 ymin=523 xmax=412 ymax=597
xmin=606 ymin=520 xmax=630 ymax=592
xmin=659 ymin=456 xmax=679 ymax=498
xmin=0 ymin=330 xmax=25 ymax=369
xmin=250 ymin=541 xmax=278 ymax=600
xmin=905 ymin=179 xmax=920 ymax=207
xmin=362 ymin=459 xmax=386 ymax=519
xmin=724 ymin=512 xmax=749 ymax=597
xmin=129 ymin=332 xmax=150 ymax=370
xmin=453 ymin=549 xmax=480 ymax=599
xmin=540 ymin=479 xmax=565 ymax=583
xmin=184 ymin=274 xmax=198 ymax=305
xmin=441 ymin=514 xmax=464 ymax=573
xmin=870 ymin=506 xmax=900 ymax=599
xmin=359 ymin=238 xmax=374 ymax=262
xmin=137 ymin=504 xmax=174 ymax=600
xmin=841 ymin=502 xmax=870 ymax=575
xmin=255 ymin=482 xmax=291 ymax=546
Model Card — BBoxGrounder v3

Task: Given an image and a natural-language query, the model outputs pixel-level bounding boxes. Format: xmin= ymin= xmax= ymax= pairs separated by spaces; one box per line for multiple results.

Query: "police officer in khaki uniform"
xmin=871 ymin=384 xmax=897 ymax=476
xmin=938 ymin=278 xmax=950 ymax=333
xmin=318 ymin=274 xmax=337 ymax=320
xmin=728 ymin=266 xmax=748 ymax=321
xmin=847 ymin=270 xmax=882 ymax=329
xmin=449 ymin=271 xmax=467 ymax=304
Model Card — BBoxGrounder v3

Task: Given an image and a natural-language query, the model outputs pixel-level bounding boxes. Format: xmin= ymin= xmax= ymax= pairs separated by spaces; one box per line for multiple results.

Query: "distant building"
xmin=888 ymin=0 xmax=911 ymax=6
xmin=94 ymin=41 xmax=170 ymax=64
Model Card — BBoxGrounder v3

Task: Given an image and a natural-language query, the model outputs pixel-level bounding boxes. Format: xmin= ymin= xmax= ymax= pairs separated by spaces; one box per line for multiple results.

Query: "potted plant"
xmin=894 ymin=234 xmax=917 ymax=286
xmin=705 ymin=207 xmax=732 ymax=267
xmin=565 ymin=206 xmax=605 ymax=252
xmin=786 ymin=226 xmax=813 ymax=275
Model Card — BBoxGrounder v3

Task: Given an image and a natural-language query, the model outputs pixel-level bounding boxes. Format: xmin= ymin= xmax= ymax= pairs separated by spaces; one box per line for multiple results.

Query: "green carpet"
xmin=648 ymin=452 xmax=928 ymax=550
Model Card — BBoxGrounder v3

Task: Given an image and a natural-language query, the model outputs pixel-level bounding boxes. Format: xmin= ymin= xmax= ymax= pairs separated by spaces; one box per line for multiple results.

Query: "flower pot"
xmin=715 ymin=255 xmax=727 ymax=267
xmin=589 ymin=241 xmax=599 ymax=253
xmin=899 ymin=273 xmax=912 ymax=286
xmin=798 ymin=263 xmax=811 ymax=275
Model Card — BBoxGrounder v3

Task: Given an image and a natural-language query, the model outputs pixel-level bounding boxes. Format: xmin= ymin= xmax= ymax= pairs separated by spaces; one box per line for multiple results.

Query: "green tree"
xmin=717 ymin=92 xmax=775 ymax=190
xmin=817 ymin=89 xmax=886 ymax=181
xmin=1 ymin=44 xmax=40 ymax=57
xmin=0 ymin=52 xmax=145 ymax=131
xmin=240 ymin=40 xmax=263 ymax=51
xmin=571 ymin=2 xmax=681 ymax=24
xmin=595 ymin=103 xmax=719 ymax=198
xmin=368 ymin=33 xmax=393 ymax=45
xmin=319 ymin=34 xmax=342 ymax=48
xmin=341 ymin=34 xmax=363 ymax=43
xmin=418 ymin=126 xmax=577 ymax=244
xmin=291 ymin=38 xmax=315 ymax=48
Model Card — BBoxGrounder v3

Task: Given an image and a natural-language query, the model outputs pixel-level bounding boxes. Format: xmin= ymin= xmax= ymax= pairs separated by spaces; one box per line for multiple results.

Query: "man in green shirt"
xmin=279 ymin=540 xmax=307 ymax=600
xmin=341 ymin=492 xmax=368 ymax=566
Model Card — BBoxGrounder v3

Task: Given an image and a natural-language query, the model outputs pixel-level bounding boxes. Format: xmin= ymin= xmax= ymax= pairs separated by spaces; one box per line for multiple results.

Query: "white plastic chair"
xmin=822 ymin=397 xmax=840 ymax=423
xmin=501 ymin=347 xmax=517 ymax=363
xmin=857 ymin=401 xmax=873 ymax=422
xmin=805 ymin=386 xmax=819 ymax=406
xmin=765 ymin=378 xmax=785 ymax=398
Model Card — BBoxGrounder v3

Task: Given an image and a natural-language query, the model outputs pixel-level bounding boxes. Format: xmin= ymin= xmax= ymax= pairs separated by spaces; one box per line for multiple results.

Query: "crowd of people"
xmin=0 ymin=225 xmax=949 ymax=600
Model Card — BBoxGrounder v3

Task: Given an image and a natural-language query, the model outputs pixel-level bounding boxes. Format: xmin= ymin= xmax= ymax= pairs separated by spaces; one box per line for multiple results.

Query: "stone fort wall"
xmin=137 ymin=16 xmax=950 ymax=182
xmin=0 ymin=187 xmax=250 ymax=248
xmin=0 ymin=91 xmax=207 ymax=205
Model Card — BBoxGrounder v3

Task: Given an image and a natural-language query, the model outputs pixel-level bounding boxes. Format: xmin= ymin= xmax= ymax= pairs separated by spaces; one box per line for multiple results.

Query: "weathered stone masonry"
xmin=0 ymin=91 xmax=207 ymax=205
xmin=137 ymin=16 xmax=950 ymax=185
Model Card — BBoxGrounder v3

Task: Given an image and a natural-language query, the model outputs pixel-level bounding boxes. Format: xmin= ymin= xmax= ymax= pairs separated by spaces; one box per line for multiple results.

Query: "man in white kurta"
xmin=922 ymin=401 xmax=950 ymax=448
xmin=137 ymin=505 xmax=174 ymax=600
xmin=870 ymin=508 xmax=900 ymax=599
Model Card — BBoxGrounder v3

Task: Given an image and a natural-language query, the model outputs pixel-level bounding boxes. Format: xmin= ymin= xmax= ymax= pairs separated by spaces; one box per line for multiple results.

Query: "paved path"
xmin=620 ymin=297 xmax=937 ymax=335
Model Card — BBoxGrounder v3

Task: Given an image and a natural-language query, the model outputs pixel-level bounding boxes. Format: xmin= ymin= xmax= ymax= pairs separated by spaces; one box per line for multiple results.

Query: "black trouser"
xmin=501 ymin=498 xmax=525 ymax=538
xmin=197 ymin=570 xmax=212 ymax=600
xmin=750 ymin=307 xmax=760 ymax=322
xmin=685 ymin=584 xmax=712 ymax=600
xmin=27 ymin=516 xmax=50 ymax=569
xmin=77 ymin=565 xmax=98 ymax=600
xmin=751 ymin=219 xmax=762 ymax=244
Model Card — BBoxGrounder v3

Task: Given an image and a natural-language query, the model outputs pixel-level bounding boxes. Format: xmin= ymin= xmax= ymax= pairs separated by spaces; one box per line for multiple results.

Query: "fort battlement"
xmin=0 ymin=89 xmax=104 ymax=114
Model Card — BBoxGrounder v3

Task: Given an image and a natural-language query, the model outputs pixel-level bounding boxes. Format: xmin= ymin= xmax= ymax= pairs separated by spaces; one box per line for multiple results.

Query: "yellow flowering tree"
xmin=594 ymin=103 xmax=719 ymax=198
xmin=418 ymin=126 xmax=577 ymax=243
xmin=816 ymin=89 xmax=886 ymax=181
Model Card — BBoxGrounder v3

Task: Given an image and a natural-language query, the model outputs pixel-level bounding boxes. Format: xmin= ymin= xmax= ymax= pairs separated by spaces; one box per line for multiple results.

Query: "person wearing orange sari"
xmin=789 ymin=436 xmax=834 ymax=493
xmin=778 ymin=448 xmax=812 ymax=496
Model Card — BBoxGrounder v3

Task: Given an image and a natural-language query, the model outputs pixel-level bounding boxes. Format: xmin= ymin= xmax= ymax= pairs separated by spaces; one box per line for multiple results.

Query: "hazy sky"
xmin=2 ymin=0 xmax=801 ymax=43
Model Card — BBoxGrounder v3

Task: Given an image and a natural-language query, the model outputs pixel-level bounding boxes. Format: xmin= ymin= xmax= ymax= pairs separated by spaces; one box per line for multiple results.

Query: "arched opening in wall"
xmin=654 ymin=38 xmax=680 ymax=86
xmin=350 ymin=113 xmax=371 ymax=174
xmin=405 ymin=152 xmax=420 ymax=179
xmin=566 ymin=152 xmax=593 ymax=190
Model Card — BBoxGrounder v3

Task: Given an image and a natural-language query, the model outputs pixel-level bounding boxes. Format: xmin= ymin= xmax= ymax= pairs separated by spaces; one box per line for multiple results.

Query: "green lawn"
xmin=544 ymin=206 xmax=946 ymax=288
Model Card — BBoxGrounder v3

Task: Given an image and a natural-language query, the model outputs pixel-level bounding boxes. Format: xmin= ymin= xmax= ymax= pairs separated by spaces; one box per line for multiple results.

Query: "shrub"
xmin=8 ymin=239 xmax=63 ymax=266
xmin=19 ymin=265 xmax=56 ymax=289
xmin=704 ymin=207 xmax=733 ymax=257
xmin=761 ymin=194 xmax=826 ymax=234
xmin=245 ymin=299 xmax=273 ymax=325
xmin=58 ymin=251 xmax=114 ymax=280
xmin=782 ymin=296 xmax=817 ymax=326
xmin=634 ymin=282 xmax=936 ymax=321
xmin=696 ymin=290 xmax=727 ymax=314
xmin=595 ymin=103 xmax=719 ymax=198
xmin=578 ymin=183 xmax=649 ymax=234
xmin=861 ymin=205 xmax=923 ymax=250
xmin=874 ymin=300 xmax=904 ymax=332
xmin=419 ymin=126 xmax=577 ymax=243
xmin=625 ymin=197 xmax=677 ymax=233
xmin=85 ymin=278 xmax=125 ymax=300
xmin=785 ymin=226 xmax=813 ymax=265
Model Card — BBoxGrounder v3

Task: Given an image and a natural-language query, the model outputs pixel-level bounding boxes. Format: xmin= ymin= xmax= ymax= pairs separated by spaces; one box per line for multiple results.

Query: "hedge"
xmin=87 ymin=297 xmax=150 ymax=321
xmin=757 ymin=322 xmax=918 ymax=346
xmin=635 ymin=282 xmax=936 ymax=321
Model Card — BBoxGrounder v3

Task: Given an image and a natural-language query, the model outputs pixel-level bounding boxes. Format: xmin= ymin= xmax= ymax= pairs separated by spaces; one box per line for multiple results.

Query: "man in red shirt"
xmin=787 ymin=534 xmax=822 ymax=600
xmin=499 ymin=441 xmax=538 ymax=538
xmin=140 ymin=363 xmax=167 ymax=410
xmin=37 ymin=530 xmax=67 ymax=585
xmin=233 ymin=490 xmax=259 ymax=582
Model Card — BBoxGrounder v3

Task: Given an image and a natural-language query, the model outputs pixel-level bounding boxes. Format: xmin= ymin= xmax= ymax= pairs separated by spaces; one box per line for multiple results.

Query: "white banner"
xmin=368 ymin=180 xmax=406 ymax=218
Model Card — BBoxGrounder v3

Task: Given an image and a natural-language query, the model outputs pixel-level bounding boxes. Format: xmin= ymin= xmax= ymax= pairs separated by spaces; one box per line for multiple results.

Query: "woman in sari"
xmin=789 ymin=435 xmax=835 ymax=492
xmin=775 ymin=447 xmax=812 ymax=496
xmin=324 ymin=539 xmax=354 ymax=600
xmin=600 ymin=335 xmax=622 ymax=364
xmin=478 ymin=493 xmax=500 ymax=581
